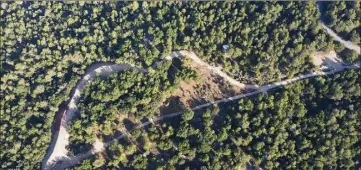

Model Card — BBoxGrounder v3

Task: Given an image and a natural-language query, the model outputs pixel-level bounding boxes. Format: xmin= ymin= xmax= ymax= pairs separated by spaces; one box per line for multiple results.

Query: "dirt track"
xmin=322 ymin=24 xmax=360 ymax=54
xmin=43 ymin=8 xmax=361 ymax=169
xmin=50 ymin=60 xmax=359 ymax=170
xmin=42 ymin=50 xmax=256 ymax=170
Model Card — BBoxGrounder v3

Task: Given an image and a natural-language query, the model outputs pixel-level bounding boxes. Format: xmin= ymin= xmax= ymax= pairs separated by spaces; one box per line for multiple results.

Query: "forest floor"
xmin=43 ymin=20 xmax=361 ymax=170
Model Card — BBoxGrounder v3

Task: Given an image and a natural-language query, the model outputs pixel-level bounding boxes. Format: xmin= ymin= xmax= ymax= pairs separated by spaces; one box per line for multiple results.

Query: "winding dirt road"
xmin=48 ymin=60 xmax=359 ymax=170
xmin=43 ymin=47 xmax=359 ymax=169
xmin=42 ymin=63 xmax=147 ymax=169
xmin=42 ymin=50 xmax=257 ymax=169
xmin=43 ymin=8 xmax=361 ymax=169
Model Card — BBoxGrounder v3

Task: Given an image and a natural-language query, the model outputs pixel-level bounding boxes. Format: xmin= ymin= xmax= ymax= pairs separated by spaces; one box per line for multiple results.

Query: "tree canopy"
xmin=0 ymin=1 xmax=357 ymax=170
xmin=74 ymin=69 xmax=361 ymax=169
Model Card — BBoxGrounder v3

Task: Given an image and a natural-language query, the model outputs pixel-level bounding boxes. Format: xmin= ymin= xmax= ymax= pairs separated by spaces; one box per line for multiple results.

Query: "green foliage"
xmin=181 ymin=109 xmax=194 ymax=121
xmin=321 ymin=1 xmax=361 ymax=45
xmin=75 ymin=70 xmax=360 ymax=169
xmin=0 ymin=1 xmax=353 ymax=169
xmin=340 ymin=48 xmax=359 ymax=63
xmin=68 ymin=62 xmax=195 ymax=152
xmin=226 ymin=70 xmax=361 ymax=169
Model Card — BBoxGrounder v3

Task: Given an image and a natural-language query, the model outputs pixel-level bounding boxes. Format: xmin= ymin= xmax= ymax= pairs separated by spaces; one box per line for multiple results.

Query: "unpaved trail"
xmin=317 ymin=2 xmax=361 ymax=54
xmin=175 ymin=51 xmax=259 ymax=89
xmin=312 ymin=51 xmax=339 ymax=67
xmin=322 ymin=24 xmax=361 ymax=54
xmin=51 ymin=60 xmax=360 ymax=170
xmin=42 ymin=50 xmax=255 ymax=170
xmin=44 ymin=6 xmax=361 ymax=167
xmin=42 ymin=63 xmax=147 ymax=169
xmin=44 ymin=49 xmax=360 ymax=170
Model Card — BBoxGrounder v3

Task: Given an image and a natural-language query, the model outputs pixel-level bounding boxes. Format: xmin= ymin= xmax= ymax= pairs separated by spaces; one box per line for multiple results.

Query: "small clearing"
xmin=93 ymin=139 xmax=105 ymax=153
xmin=173 ymin=60 xmax=242 ymax=108
xmin=312 ymin=50 xmax=344 ymax=70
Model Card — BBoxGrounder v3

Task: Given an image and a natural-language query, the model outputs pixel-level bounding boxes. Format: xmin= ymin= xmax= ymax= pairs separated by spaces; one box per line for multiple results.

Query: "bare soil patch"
xmin=312 ymin=50 xmax=344 ymax=70
xmin=164 ymin=59 xmax=243 ymax=110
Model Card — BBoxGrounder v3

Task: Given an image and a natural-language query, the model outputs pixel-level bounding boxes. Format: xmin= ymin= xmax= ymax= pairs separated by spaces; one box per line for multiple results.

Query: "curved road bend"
xmin=44 ymin=8 xmax=361 ymax=168
xmin=51 ymin=62 xmax=359 ymax=170
xmin=42 ymin=63 xmax=147 ymax=169
xmin=42 ymin=51 xmax=257 ymax=169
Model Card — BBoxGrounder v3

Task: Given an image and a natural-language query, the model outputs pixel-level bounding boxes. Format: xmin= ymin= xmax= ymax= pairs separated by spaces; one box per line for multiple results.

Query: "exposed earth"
xmin=42 ymin=9 xmax=361 ymax=170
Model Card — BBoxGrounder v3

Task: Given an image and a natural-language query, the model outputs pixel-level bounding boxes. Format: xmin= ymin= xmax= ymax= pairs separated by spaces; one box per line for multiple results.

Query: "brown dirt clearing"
xmin=163 ymin=59 xmax=244 ymax=110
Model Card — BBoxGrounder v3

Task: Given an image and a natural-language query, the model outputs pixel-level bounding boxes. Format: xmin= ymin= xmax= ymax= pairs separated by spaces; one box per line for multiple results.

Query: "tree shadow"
xmin=43 ymin=155 xmax=71 ymax=170
xmin=320 ymin=55 xmax=344 ymax=71
xmin=246 ymin=161 xmax=260 ymax=170
xmin=51 ymin=102 xmax=68 ymax=132
xmin=41 ymin=102 xmax=68 ymax=170
xmin=122 ymin=118 xmax=137 ymax=132
xmin=159 ymin=96 xmax=186 ymax=116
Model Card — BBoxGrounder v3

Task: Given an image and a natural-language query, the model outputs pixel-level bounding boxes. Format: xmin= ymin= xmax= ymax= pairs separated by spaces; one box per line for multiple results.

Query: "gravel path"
xmin=177 ymin=51 xmax=259 ymax=89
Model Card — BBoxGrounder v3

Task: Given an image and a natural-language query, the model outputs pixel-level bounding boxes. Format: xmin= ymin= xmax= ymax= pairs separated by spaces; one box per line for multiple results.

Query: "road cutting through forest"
xmin=42 ymin=50 xmax=258 ymax=169
xmin=43 ymin=18 xmax=361 ymax=170
xmin=317 ymin=2 xmax=361 ymax=55
xmin=43 ymin=52 xmax=359 ymax=170
xmin=321 ymin=24 xmax=361 ymax=54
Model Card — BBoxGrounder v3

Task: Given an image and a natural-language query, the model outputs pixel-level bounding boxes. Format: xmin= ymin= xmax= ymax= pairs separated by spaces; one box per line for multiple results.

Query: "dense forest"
xmin=0 ymin=1 xmax=359 ymax=170
xmin=67 ymin=59 xmax=197 ymax=155
xmin=320 ymin=1 xmax=361 ymax=45
xmin=73 ymin=69 xmax=361 ymax=170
